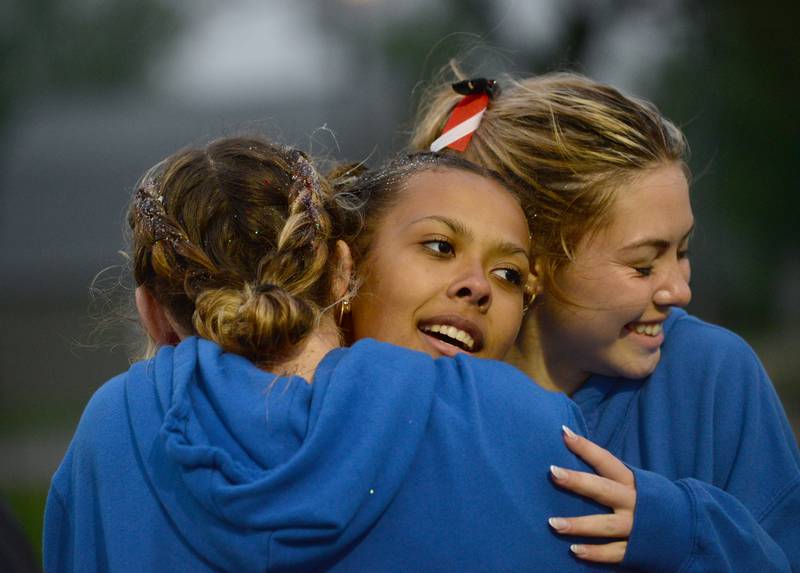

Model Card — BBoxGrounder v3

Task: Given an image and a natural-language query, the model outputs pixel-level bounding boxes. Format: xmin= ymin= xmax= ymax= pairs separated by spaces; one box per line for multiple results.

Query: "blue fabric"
xmin=45 ymin=337 xmax=613 ymax=572
xmin=572 ymin=309 xmax=800 ymax=572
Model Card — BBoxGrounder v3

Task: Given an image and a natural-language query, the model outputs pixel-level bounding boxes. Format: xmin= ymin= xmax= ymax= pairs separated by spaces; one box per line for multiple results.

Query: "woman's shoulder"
xmin=70 ymin=364 xmax=150 ymax=451
xmin=456 ymin=354 xmax=579 ymax=424
xmin=337 ymin=338 xmax=566 ymax=393
xmin=322 ymin=338 xmax=574 ymax=414
xmin=322 ymin=338 xmax=434 ymax=371
xmin=662 ymin=308 xmax=762 ymax=369
xmin=666 ymin=308 xmax=754 ymax=348
xmin=653 ymin=310 xmax=778 ymax=413
xmin=454 ymin=352 xmax=568 ymax=397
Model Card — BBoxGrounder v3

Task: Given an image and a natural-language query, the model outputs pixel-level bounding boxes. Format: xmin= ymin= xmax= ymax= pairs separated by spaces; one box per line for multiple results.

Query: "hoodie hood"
xmin=125 ymin=337 xmax=435 ymax=572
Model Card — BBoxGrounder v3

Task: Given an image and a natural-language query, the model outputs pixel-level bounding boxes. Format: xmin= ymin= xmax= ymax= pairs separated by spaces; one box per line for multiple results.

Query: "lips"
xmin=418 ymin=314 xmax=484 ymax=355
xmin=625 ymin=321 xmax=663 ymax=337
xmin=624 ymin=319 xmax=666 ymax=351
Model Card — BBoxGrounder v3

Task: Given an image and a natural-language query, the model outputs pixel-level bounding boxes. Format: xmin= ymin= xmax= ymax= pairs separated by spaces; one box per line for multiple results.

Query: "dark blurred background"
xmin=1 ymin=0 xmax=798 ymax=560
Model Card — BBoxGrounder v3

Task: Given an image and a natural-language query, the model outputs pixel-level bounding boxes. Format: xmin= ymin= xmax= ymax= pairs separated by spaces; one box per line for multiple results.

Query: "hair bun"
xmin=193 ymin=283 xmax=316 ymax=365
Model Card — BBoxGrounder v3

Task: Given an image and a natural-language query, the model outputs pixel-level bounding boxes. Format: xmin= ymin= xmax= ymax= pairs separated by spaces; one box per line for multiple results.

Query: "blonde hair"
xmin=411 ymin=70 xmax=689 ymax=298
xmin=128 ymin=136 xmax=346 ymax=367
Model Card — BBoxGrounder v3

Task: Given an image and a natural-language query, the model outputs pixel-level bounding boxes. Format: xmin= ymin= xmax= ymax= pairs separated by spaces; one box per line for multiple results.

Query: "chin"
xmin=613 ymin=350 xmax=662 ymax=380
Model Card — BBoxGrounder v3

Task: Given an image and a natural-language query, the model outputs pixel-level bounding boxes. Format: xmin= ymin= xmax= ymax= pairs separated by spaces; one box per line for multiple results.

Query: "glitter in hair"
xmin=132 ymin=182 xmax=186 ymax=249
xmin=289 ymin=150 xmax=323 ymax=232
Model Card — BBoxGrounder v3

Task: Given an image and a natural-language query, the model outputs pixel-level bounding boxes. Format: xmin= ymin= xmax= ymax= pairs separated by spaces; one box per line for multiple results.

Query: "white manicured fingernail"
xmin=570 ymin=544 xmax=587 ymax=556
xmin=561 ymin=425 xmax=577 ymax=439
xmin=550 ymin=465 xmax=567 ymax=480
xmin=548 ymin=517 xmax=568 ymax=531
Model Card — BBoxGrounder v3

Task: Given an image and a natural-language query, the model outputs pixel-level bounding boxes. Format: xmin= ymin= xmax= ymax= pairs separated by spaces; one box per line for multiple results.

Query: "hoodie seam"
xmin=755 ymin=473 xmax=800 ymax=523
xmin=675 ymin=480 xmax=700 ymax=573
xmin=264 ymin=532 xmax=273 ymax=571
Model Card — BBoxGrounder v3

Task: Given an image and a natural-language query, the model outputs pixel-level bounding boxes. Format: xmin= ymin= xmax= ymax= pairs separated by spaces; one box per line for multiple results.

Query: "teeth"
xmin=421 ymin=324 xmax=475 ymax=350
xmin=632 ymin=323 xmax=662 ymax=337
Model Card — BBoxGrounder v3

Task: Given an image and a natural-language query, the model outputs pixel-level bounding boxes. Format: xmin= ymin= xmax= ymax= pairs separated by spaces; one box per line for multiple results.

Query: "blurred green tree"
xmin=658 ymin=0 xmax=800 ymax=331
xmin=0 ymin=0 xmax=178 ymax=131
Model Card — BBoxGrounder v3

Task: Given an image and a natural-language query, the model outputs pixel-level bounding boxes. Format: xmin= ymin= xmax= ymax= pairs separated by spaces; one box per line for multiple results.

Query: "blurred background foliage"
xmin=0 ymin=0 xmax=178 ymax=127
xmin=1 ymin=0 xmax=797 ymax=562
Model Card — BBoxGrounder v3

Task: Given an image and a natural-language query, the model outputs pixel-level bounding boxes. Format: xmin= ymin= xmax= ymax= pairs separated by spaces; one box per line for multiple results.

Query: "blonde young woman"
xmin=412 ymin=73 xmax=800 ymax=572
xmin=45 ymin=138 xmax=612 ymax=572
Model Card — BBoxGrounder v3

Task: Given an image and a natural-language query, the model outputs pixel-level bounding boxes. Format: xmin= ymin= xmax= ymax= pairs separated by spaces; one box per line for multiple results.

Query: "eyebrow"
xmin=619 ymin=224 xmax=695 ymax=252
xmin=408 ymin=215 xmax=529 ymax=258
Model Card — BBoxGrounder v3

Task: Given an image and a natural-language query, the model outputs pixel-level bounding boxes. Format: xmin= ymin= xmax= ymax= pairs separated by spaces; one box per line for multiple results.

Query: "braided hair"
xmin=128 ymin=136 xmax=344 ymax=366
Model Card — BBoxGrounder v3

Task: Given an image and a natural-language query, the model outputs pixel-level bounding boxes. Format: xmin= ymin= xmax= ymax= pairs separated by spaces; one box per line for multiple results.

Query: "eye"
xmin=633 ymin=266 xmax=653 ymax=277
xmin=422 ymin=239 xmax=455 ymax=257
xmin=492 ymin=267 xmax=523 ymax=286
xmin=678 ymin=248 xmax=691 ymax=260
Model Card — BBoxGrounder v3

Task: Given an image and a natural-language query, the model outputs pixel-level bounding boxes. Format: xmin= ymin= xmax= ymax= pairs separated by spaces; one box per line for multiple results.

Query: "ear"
xmin=524 ymin=273 xmax=537 ymax=300
xmin=135 ymin=286 xmax=181 ymax=346
xmin=529 ymin=256 xmax=545 ymax=295
xmin=331 ymin=240 xmax=354 ymax=301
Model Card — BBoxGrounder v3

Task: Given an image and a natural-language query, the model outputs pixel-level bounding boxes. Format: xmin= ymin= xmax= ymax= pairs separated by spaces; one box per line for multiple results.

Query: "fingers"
xmin=570 ymin=541 xmax=628 ymax=564
xmin=552 ymin=428 xmax=636 ymax=564
xmin=550 ymin=465 xmax=636 ymax=510
xmin=561 ymin=425 xmax=633 ymax=485
xmin=548 ymin=513 xmax=633 ymax=538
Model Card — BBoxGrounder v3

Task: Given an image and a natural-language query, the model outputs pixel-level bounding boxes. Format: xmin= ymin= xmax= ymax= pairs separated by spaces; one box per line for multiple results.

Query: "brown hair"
xmin=411 ymin=71 xmax=689 ymax=298
xmin=129 ymin=136 xmax=346 ymax=367
xmin=333 ymin=151 xmax=519 ymax=266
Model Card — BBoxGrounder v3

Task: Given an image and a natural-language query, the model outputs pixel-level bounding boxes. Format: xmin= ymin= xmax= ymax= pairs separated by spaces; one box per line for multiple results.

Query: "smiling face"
xmin=349 ymin=167 xmax=531 ymax=360
xmin=527 ymin=163 xmax=693 ymax=389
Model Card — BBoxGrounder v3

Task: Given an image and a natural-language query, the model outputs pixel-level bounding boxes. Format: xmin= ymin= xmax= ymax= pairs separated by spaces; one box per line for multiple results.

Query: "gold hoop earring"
xmin=337 ymin=298 xmax=351 ymax=326
xmin=522 ymin=292 xmax=536 ymax=313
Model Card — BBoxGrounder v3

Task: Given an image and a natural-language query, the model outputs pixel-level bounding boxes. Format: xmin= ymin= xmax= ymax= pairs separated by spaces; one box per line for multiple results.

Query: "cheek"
xmin=350 ymin=300 xmax=379 ymax=341
xmin=553 ymin=269 xmax=601 ymax=309
xmin=567 ymin=271 xmax=650 ymax=314
xmin=351 ymin=259 xmax=421 ymax=340
xmin=491 ymin=292 xmax=525 ymax=355
xmin=540 ymin=298 xmax=621 ymax=351
xmin=682 ymin=259 xmax=692 ymax=283
xmin=350 ymin=273 xmax=387 ymax=339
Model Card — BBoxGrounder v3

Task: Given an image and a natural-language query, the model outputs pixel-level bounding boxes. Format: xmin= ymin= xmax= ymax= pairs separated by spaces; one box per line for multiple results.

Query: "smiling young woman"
xmin=412 ymin=71 xmax=800 ymax=571
xmin=347 ymin=162 xmax=531 ymax=360
xmin=516 ymin=162 xmax=694 ymax=394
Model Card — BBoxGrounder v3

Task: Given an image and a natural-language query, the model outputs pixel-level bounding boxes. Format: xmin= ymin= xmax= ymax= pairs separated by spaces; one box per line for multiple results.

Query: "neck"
xmin=508 ymin=311 xmax=588 ymax=396
xmin=272 ymin=317 xmax=342 ymax=382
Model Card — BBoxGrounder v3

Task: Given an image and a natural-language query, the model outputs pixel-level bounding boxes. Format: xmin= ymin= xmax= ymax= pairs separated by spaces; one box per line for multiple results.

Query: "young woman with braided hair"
xmin=129 ymin=139 xmax=344 ymax=375
xmin=411 ymin=72 xmax=800 ymax=571
xmin=45 ymin=136 xmax=615 ymax=572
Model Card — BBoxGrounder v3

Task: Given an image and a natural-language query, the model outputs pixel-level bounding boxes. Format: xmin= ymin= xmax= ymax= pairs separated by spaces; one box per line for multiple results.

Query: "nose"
xmin=653 ymin=260 xmax=692 ymax=308
xmin=447 ymin=264 xmax=492 ymax=311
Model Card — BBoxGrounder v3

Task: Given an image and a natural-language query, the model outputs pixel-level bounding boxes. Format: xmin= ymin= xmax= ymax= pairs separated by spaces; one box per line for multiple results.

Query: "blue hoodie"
xmin=573 ymin=309 xmax=800 ymax=572
xmin=45 ymin=338 xmax=612 ymax=572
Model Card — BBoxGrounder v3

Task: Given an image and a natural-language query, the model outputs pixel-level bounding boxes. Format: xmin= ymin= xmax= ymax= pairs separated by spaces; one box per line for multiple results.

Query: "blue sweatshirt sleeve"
xmin=624 ymin=468 xmax=797 ymax=572
xmin=44 ymin=472 xmax=74 ymax=573
xmin=620 ymin=321 xmax=800 ymax=573
xmin=43 ymin=373 xmax=133 ymax=573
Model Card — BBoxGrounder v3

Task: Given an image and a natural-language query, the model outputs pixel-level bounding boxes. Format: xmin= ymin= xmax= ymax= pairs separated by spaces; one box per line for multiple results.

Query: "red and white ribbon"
xmin=429 ymin=93 xmax=490 ymax=153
